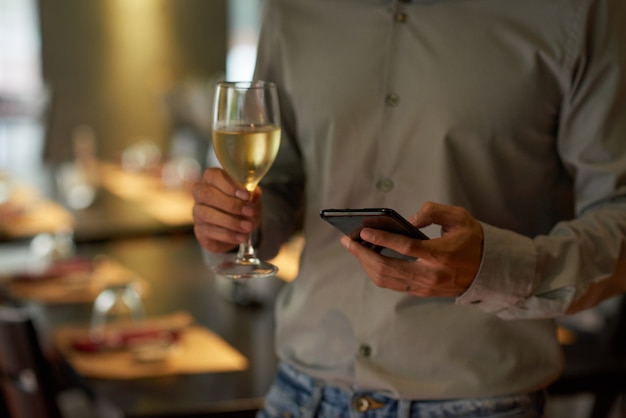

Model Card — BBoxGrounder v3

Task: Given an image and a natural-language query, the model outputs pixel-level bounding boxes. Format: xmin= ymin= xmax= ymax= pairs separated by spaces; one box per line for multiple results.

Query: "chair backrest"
xmin=0 ymin=304 xmax=62 ymax=418
xmin=610 ymin=294 xmax=626 ymax=355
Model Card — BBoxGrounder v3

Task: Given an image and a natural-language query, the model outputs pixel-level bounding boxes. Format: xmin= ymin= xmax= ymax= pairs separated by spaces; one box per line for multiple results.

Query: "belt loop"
xmin=302 ymin=380 xmax=323 ymax=418
xmin=397 ymin=399 xmax=412 ymax=418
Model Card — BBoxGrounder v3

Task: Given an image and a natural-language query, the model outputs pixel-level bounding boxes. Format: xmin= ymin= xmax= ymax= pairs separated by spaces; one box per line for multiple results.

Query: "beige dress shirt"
xmin=216 ymin=0 xmax=626 ymax=400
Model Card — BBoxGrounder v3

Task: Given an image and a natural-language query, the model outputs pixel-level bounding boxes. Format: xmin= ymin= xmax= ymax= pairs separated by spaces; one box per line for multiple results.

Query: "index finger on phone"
xmin=413 ymin=201 xmax=468 ymax=228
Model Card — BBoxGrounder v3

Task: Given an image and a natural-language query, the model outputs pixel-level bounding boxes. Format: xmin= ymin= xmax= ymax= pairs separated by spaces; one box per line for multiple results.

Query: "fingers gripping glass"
xmin=212 ymin=81 xmax=281 ymax=279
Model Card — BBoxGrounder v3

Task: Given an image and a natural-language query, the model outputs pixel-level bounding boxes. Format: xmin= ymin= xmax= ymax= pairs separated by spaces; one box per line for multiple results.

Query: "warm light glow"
xmin=269 ymin=234 xmax=305 ymax=282
xmin=556 ymin=326 xmax=577 ymax=346
xmin=102 ymin=1 xmax=176 ymax=120
xmin=98 ymin=163 xmax=194 ymax=226
xmin=103 ymin=0 xmax=173 ymax=66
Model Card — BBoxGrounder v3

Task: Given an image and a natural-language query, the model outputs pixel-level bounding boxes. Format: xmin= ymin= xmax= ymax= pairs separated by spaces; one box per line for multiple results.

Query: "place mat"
xmin=98 ymin=162 xmax=194 ymax=226
xmin=6 ymin=256 xmax=149 ymax=304
xmin=54 ymin=311 xmax=248 ymax=379
xmin=0 ymin=184 xmax=74 ymax=238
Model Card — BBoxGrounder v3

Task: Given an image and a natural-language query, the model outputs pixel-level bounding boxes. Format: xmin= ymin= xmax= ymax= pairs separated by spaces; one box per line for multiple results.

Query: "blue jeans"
xmin=257 ymin=362 xmax=545 ymax=418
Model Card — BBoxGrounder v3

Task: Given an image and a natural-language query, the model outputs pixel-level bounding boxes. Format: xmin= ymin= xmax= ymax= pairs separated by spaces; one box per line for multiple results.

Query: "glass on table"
xmin=89 ymin=281 xmax=145 ymax=342
xmin=55 ymin=124 xmax=100 ymax=210
xmin=211 ymin=80 xmax=281 ymax=280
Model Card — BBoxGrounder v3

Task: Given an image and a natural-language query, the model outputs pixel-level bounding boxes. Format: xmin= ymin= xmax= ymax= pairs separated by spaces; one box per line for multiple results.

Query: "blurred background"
xmin=0 ymin=2 xmax=624 ymax=417
xmin=0 ymin=0 xmax=262 ymax=180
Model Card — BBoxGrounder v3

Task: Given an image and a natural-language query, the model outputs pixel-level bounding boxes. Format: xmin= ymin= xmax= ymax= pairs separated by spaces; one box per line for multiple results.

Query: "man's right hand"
xmin=192 ymin=167 xmax=262 ymax=253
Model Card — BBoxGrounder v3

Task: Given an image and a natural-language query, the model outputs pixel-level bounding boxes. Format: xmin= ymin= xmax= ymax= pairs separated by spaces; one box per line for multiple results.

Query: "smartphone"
xmin=319 ymin=208 xmax=429 ymax=261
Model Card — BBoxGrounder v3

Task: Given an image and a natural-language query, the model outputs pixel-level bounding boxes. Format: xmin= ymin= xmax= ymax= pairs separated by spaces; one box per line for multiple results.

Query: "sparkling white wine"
xmin=213 ymin=125 xmax=281 ymax=191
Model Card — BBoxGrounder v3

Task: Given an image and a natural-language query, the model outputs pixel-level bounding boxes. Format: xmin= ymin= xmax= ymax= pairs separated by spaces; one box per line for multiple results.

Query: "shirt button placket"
xmin=376 ymin=178 xmax=394 ymax=193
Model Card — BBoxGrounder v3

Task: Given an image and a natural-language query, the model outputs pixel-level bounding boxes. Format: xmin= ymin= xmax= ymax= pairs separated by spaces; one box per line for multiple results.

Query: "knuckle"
xmin=370 ymin=275 xmax=386 ymax=288
xmin=191 ymin=204 xmax=204 ymax=221
xmin=367 ymin=265 xmax=383 ymax=280
xmin=205 ymin=167 xmax=221 ymax=178
xmin=412 ymin=285 xmax=431 ymax=297
xmin=225 ymin=198 xmax=244 ymax=215
xmin=422 ymin=201 xmax=437 ymax=211
xmin=191 ymin=181 xmax=206 ymax=201
xmin=399 ymin=240 xmax=418 ymax=257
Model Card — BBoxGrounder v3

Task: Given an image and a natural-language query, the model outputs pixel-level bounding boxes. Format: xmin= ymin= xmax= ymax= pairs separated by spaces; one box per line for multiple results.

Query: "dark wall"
xmin=38 ymin=0 xmax=227 ymax=162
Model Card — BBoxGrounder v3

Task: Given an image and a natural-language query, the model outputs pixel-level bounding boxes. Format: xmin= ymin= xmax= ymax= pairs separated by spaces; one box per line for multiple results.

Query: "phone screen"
xmin=320 ymin=208 xmax=428 ymax=260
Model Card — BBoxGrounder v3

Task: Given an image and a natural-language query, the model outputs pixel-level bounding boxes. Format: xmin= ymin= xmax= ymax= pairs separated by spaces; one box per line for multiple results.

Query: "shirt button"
xmin=385 ymin=94 xmax=399 ymax=107
xmin=395 ymin=13 xmax=408 ymax=23
xmin=376 ymin=178 xmax=394 ymax=193
xmin=359 ymin=344 xmax=372 ymax=357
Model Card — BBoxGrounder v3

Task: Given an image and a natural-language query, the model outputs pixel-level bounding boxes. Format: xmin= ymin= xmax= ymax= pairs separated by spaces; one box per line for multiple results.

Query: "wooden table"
xmin=70 ymin=187 xmax=193 ymax=243
xmin=0 ymin=161 xmax=195 ymax=244
xmin=30 ymin=233 xmax=283 ymax=417
xmin=66 ymin=162 xmax=196 ymax=243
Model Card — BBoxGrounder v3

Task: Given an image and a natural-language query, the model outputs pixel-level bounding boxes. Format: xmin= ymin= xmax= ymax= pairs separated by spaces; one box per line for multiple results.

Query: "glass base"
xmin=213 ymin=256 xmax=278 ymax=280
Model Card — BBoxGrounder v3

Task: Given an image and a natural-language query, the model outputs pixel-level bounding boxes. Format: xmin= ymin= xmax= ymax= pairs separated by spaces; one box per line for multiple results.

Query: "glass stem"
xmin=236 ymin=190 xmax=259 ymax=265
xmin=237 ymin=236 xmax=259 ymax=265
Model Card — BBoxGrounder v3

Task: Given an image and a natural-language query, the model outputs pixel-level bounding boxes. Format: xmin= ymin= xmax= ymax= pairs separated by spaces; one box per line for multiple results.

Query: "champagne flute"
xmin=211 ymin=81 xmax=281 ymax=279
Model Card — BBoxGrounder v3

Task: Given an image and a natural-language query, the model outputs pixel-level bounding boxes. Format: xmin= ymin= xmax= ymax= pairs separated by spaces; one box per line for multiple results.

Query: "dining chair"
xmin=0 ymin=302 xmax=63 ymax=418
xmin=0 ymin=299 xmax=107 ymax=418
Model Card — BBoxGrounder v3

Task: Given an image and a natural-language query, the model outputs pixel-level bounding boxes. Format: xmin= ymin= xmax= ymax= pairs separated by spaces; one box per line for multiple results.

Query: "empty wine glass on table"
xmin=89 ymin=282 xmax=145 ymax=342
xmin=211 ymin=81 xmax=281 ymax=280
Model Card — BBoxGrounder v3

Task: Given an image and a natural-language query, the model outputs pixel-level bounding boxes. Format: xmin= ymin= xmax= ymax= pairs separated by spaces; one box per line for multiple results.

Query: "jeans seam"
xmin=303 ymin=380 xmax=323 ymax=418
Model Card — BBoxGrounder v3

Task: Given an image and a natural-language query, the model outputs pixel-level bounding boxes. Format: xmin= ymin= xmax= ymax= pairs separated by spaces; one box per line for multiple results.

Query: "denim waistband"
xmin=272 ymin=362 xmax=545 ymax=418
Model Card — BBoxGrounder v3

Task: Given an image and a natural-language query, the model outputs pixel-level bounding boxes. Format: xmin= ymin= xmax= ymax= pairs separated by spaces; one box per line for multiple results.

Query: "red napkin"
xmin=71 ymin=327 xmax=182 ymax=352
xmin=12 ymin=257 xmax=94 ymax=281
